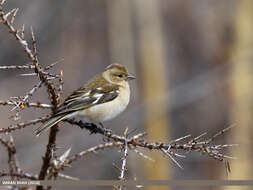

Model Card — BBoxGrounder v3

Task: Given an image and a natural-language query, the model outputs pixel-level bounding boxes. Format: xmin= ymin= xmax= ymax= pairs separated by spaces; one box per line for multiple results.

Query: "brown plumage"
xmin=35 ymin=64 xmax=135 ymax=136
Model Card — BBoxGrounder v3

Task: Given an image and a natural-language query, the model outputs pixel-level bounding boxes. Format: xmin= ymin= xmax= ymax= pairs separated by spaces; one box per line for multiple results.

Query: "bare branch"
xmin=0 ymin=116 xmax=49 ymax=134
xmin=69 ymin=119 xmax=234 ymax=163
xmin=120 ymin=129 xmax=129 ymax=179
xmin=50 ymin=142 xmax=122 ymax=176
xmin=0 ymin=64 xmax=34 ymax=70
xmin=30 ymin=26 xmax=38 ymax=62
xmin=8 ymin=81 xmax=43 ymax=111
xmin=0 ymin=100 xmax=52 ymax=109
xmin=0 ymin=135 xmax=19 ymax=180
xmin=118 ymin=128 xmax=129 ymax=190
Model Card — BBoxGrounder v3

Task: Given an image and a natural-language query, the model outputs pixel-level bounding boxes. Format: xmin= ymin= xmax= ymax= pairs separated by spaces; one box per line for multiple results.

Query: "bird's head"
xmin=103 ymin=63 xmax=135 ymax=84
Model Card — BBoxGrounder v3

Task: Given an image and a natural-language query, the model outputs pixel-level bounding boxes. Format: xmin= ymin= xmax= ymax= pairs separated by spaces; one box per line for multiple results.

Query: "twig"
xmin=0 ymin=116 xmax=49 ymax=134
xmin=23 ymin=81 xmax=42 ymax=101
xmin=45 ymin=59 xmax=64 ymax=70
xmin=1 ymin=4 xmax=61 ymax=188
xmin=10 ymin=81 xmax=42 ymax=111
xmin=161 ymin=147 xmax=183 ymax=170
xmin=169 ymin=134 xmax=192 ymax=144
xmin=0 ymin=135 xmax=19 ymax=180
xmin=10 ymin=8 xmax=18 ymax=24
xmin=119 ymin=128 xmax=129 ymax=190
xmin=49 ymin=142 xmax=122 ymax=174
xmin=205 ymin=125 xmax=235 ymax=144
xmin=0 ymin=100 xmax=52 ymax=109
xmin=0 ymin=4 xmax=60 ymax=106
xmin=58 ymin=173 xmax=79 ymax=181
xmin=0 ymin=64 xmax=34 ymax=70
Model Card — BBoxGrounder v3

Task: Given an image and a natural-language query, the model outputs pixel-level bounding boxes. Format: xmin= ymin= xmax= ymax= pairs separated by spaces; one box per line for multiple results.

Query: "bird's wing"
xmin=55 ymin=83 xmax=120 ymax=116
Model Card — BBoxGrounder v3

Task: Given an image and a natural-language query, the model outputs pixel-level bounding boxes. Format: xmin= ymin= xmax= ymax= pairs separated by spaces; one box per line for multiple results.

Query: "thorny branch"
xmin=47 ymin=142 xmax=122 ymax=180
xmin=0 ymin=2 xmax=62 ymax=189
xmin=68 ymin=119 xmax=236 ymax=163
xmin=0 ymin=100 xmax=52 ymax=109
xmin=0 ymin=1 xmax=236 ymax=189
xmin=0 ymin=116 xmax=49 ymax=134
xmin=118 ymin=128 xmax=129 ymax=190
xmin=0 ymin=135 xmax=20 ymax=180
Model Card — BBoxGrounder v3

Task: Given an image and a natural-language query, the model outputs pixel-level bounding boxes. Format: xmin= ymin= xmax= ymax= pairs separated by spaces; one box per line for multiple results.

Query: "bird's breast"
xmin=81 ymin=84 xmax=130 ymax=122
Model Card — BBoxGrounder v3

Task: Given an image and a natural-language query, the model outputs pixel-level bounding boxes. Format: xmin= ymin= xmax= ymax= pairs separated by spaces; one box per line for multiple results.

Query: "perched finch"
xmin=35 ymin=64 xmax=135 ymax=136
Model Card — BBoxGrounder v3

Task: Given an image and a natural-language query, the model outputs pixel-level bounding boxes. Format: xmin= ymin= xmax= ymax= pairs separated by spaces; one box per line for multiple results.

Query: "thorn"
xmin=30 ymin=26 xmax=36 ymax=43
xmin=173 ymin=152 xmax=186 ymax=158
xmin=206 ymin=125 xmax=235 ymax=144
xmin=123 ymin=127 xmax=128 ymax=137
xmin=3 ymin=8 xmax=16 ymax=20
xmin=11 ymin=8 xmax=18 ymax=24
xmin=132 ymin=132 xmax=147 ymax=140
xmin=59 ymin=147 xmax=72 ymax=163
xmin=126 ymin=128 xmax=137 ymax=137
xmin=169 ymin=134 xmax=191 ymax=144
xmin=112 ymin=163 xmax=121 ymax=172
xmin=161 ymin=147 xmax=184 ymax=170
xmin=193 ymin=132 xmax=207 ymax=142
xmin=21 ymin=24 xmax=25 ymax=40
xmin=132 ymin=149 xmax=155 ymax=162
xmin=19 ymin=73 xmax=37 ymax=77
xmin=45 ymin=59 xmax=65 ymax=70
xmin=58 ymin=173 xmax=80 ymax=181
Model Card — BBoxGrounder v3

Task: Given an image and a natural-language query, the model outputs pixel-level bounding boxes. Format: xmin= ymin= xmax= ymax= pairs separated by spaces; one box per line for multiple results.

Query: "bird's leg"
xmin=99 ymin=122 xmax=110 ymax=142
xmin=67 ymin=118 xmax=100 ymax=133
xmin=99 ymin=122 xmax=113 ymax=136
xmin=78 ymin=121 xmax=96 ymax=128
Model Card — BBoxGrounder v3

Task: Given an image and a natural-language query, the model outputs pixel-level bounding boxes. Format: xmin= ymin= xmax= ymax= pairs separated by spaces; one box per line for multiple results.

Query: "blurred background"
xmin=0 ymin=0 xmax=253 ymax=190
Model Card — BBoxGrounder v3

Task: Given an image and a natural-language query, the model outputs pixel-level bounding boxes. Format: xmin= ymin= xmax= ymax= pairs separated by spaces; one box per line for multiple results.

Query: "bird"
xmin=35 ymin=63 xmax=135 ymax=136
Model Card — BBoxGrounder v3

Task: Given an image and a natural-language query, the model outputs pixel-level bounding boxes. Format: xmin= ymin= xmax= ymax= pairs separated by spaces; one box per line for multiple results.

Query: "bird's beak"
xmin=126 ymin=74 xmax=136 ymax=81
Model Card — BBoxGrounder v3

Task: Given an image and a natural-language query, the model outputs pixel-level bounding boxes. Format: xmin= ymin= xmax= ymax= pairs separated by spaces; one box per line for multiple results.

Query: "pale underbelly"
xmin=79 ymin=96 xmax=129 ymax=123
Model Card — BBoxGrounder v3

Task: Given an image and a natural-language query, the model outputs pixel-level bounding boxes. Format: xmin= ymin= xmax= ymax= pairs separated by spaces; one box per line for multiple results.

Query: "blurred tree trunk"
xmin=227 ymin=0 xmax=253 ymax=189
xmin=106 ymin=0 xmax=139 ymax=99
xmin=107 ymin=0 xmax=136 ymax=73
xmin=134 ymin=1 xmax=171 ymax=190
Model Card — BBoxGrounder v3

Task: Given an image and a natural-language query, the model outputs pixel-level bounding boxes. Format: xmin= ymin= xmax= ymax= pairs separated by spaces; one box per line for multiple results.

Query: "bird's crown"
xmin=106 ymin=63 xmax=128 ymax=74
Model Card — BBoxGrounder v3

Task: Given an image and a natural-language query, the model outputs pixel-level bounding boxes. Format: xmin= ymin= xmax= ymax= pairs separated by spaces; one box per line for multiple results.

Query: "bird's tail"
xmin=35 ymin=114 xmax=69 ymax=136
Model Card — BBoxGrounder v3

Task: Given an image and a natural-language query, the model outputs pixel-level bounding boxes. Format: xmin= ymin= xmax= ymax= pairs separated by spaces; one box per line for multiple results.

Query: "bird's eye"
xmin=118 ymin=74 xmax=123 ymax=78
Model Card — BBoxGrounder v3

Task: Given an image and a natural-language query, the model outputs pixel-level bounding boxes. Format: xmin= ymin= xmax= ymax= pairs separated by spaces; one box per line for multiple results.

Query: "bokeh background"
xmin=1 ymin=0 xmax=253 ymax=190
